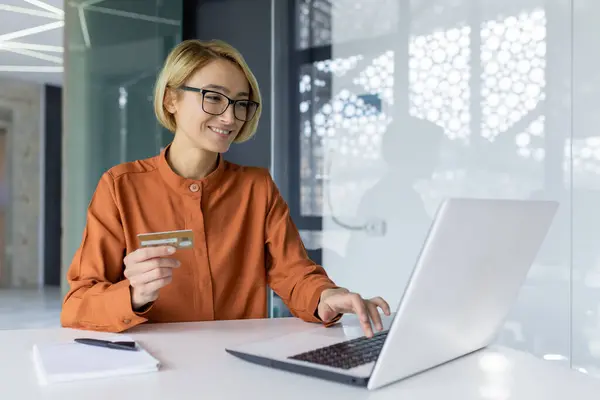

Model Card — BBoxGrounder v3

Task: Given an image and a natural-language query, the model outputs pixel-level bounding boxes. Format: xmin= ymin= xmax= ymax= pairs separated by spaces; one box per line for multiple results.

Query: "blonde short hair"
xmin=154 ymin=39 xmax=262 ymax=143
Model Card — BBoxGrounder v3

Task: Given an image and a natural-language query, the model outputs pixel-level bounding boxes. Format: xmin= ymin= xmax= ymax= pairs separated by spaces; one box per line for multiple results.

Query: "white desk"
xmin=2 ymin=316 xmax=600 ymax=400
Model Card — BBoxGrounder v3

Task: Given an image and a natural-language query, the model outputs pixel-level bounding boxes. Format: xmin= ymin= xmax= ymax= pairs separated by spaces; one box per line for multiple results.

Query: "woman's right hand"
xmin=123 ymin=246 xmax=180 ymax=310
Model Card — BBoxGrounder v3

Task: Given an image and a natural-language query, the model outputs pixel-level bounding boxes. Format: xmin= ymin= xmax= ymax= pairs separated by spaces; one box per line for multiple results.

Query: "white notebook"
xmin=32 ymin=335 xmax=160 ymax=385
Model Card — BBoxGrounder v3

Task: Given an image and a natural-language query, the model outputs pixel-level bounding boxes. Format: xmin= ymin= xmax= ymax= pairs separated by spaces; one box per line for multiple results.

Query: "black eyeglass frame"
xmin=178 ymin=85 xmax=260 ymax=122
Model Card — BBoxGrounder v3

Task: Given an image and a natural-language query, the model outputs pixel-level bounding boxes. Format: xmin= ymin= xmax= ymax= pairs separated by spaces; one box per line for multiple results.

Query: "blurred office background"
xmin=1 ymin=0 xmax=600 ymax=379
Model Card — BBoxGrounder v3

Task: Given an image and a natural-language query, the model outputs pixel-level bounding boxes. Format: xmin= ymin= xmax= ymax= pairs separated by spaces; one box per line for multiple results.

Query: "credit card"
xmin=137 ymin=229 xmax=194 ymax=249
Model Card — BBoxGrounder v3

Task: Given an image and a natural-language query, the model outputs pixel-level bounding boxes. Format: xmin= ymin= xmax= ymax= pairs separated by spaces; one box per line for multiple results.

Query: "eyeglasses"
xmin=178 ymin=85 xmax=259 ymax=122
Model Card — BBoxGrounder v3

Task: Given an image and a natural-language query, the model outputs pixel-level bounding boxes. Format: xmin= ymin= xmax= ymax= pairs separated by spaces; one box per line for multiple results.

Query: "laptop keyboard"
xmin=288 ymin=330 xmax=388 ymax=370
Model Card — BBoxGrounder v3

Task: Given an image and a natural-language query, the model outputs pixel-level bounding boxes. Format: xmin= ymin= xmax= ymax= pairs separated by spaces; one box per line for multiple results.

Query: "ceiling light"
xmin=23 ymin=0 xmax=64 ymax=16
xmin=86 ymin=5 xmax=180 ymax=26
xmin=0 ymin=21 xmax=64 ymax=42
xmin=0 ymin=42 xmax=63 ymax=53
xmin=78 ymin=8 xmax=91 ymax=48
xmin=1 ymin=48 xmax=62 ymax=64
xmin=0 ymin=66 xmax=63 ymax=72
xmin=0 ymin=4 xmax=63 ymax=19
xmin=80 ymin=0 xmax=107 ymax=7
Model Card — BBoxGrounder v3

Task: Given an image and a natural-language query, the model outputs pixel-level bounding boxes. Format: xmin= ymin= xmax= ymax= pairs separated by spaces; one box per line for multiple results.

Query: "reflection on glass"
xmin=63 ymin=1 xmax=182 ymax=293
xmin=293 ymin=0 xmax=584 ymax=376
xmin=297 ymin=0 xmax=399 ymax=49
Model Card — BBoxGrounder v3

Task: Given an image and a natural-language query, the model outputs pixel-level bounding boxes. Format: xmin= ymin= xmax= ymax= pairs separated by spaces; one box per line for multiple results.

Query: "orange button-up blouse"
xmin=60 ymin=145 xmax=338 ymax=332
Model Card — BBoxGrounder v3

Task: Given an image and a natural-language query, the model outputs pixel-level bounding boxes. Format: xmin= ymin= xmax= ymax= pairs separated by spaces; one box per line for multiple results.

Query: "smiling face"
xmin=165 ymin=58 xmax=251 ymax=154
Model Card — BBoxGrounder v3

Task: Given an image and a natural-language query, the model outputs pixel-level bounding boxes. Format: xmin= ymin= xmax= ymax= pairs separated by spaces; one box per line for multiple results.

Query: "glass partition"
xmin=62 ymin=0 xmax=182 ymax=292
xmin=279 ymin=0 xmax=600 ymax=377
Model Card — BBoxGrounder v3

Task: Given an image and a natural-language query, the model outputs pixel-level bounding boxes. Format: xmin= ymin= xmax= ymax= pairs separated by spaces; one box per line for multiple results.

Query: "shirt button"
xmin=189 ymin=183 xmax=200 ymax=192
xmin=123 ymin=318 xmax=131 ymax=324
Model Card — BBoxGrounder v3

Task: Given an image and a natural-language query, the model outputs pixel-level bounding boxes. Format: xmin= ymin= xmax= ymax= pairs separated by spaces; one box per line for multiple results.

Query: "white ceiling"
xmin=0 ymin=0 xmax=64 ymax=86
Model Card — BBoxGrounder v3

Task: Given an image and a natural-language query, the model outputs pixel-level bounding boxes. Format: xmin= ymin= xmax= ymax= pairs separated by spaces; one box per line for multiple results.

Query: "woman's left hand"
xmin=317 ymin=288 xmax=391 ymax=338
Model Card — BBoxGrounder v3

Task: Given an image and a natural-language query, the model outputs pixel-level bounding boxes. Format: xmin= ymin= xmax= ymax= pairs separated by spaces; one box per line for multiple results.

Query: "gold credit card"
xmin=137 ymin=229 xmax=194 ymax=249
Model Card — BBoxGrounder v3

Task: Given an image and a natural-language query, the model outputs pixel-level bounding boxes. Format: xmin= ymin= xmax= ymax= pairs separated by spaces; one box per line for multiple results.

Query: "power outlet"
xmin=364 ymin=219 xmax=386 ymax=237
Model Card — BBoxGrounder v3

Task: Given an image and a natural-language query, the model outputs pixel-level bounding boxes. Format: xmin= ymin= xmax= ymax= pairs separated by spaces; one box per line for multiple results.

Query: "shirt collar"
xmin=157 ymin=142 xmax=226 ymax=197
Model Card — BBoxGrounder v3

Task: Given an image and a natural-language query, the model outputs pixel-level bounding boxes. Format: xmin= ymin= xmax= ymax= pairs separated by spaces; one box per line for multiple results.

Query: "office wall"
xmin=61 ymin=1 xmax=182 ymax=293
xmin=0 ymin=78 xmax=42 ymax=288
xmin=287 ymin=0 xmax=600 ymax=376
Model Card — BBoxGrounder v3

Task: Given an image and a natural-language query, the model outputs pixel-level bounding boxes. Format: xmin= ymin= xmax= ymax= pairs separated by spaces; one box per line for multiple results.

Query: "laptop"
xmin=226 ymin=198 xmax=559 ymax=390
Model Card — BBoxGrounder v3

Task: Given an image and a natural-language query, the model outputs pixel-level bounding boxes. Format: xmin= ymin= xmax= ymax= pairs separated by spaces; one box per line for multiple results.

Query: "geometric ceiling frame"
xmin=0 ymin=0 xmax=180 ymax=85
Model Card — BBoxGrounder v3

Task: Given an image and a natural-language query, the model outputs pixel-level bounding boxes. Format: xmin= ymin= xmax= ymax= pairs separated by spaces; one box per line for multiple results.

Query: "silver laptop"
xmin=226 ymin=198 xmax=558 ymax=390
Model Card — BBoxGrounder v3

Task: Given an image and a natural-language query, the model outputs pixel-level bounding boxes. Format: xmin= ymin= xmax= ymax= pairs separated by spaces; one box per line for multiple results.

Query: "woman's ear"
xmin=163 ymin=88 xmax=177 ymax=114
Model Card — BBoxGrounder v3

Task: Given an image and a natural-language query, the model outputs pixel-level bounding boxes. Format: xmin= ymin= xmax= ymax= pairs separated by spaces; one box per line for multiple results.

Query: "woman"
xmin=60 ymin=39 xmax=390 ymax=336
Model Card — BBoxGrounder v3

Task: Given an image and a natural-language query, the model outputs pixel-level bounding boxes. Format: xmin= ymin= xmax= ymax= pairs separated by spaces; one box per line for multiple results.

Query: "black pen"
xmin=74 ymin=338 xmax=138 ymax=351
